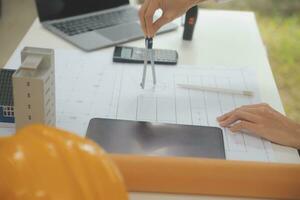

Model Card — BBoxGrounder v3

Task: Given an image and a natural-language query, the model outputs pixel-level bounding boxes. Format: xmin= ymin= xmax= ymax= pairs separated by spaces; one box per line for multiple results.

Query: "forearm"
xmin=286 ymin=120 xmax=300 ymax=149
xmin=293 ymin=123 xmax=300 ymax=149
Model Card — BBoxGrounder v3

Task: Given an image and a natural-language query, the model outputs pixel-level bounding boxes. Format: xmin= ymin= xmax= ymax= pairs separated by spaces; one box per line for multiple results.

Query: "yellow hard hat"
xmin=0 ymin=125 xmax=128 ymax=200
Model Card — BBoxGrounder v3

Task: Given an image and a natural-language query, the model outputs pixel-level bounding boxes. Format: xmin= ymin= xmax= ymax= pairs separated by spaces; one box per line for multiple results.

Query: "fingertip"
xmin=149 ymin=32 xmax=155 ymax=38
xmin=216 ymin=116 xmax=223 ymax=121
xmin=219 ymin=119 xmax=232 ymax=127
xmin=219 ymin=122 xmax=225 ymax=127
xmin=145 ymin=25 xmax=153 ymax=38
xmin=217 ymin=114 xmax=227 ymax=121
xmin=229 ymin=128 xmax=237 ymax=133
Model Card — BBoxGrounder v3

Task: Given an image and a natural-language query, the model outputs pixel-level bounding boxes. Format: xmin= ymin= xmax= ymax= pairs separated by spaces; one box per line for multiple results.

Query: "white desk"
xmin=4 ymin=9 xmax=300 ymax=200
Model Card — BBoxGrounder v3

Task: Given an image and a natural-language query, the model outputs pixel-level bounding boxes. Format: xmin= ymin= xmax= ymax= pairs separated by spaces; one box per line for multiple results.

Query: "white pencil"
xmin=177 ymin=83 xmax=253 ymax=96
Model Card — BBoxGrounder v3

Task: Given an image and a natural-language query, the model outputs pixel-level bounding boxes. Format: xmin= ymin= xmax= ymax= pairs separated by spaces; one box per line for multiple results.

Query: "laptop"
xmin=34 ymin=0 xmax=178 ymax=51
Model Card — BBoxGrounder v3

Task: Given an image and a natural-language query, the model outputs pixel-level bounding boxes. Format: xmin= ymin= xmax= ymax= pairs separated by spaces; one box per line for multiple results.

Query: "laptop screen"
xmin=35 ymin=0 xmax=129 ymax=22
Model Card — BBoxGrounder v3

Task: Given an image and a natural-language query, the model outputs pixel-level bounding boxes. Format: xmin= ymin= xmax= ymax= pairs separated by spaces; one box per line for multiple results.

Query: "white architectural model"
xmin=13 ymin=47 xmax=56 ymax=129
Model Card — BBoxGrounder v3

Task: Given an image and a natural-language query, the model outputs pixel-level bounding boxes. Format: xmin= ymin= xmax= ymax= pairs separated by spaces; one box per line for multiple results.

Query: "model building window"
xmin=3 ymin=106 xmax=14 ymax=117
xmin=0 ymin=69 xmax=16 ymax=123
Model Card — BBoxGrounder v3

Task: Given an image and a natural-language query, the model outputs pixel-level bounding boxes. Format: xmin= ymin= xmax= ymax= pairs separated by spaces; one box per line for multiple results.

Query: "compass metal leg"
xmin=140 ymin=48 xmax=148 ymax=89
xmin=151 ymin=50 xmax=156 ymax=85
xmin=141 ymin=37 xmax=156 ymax=89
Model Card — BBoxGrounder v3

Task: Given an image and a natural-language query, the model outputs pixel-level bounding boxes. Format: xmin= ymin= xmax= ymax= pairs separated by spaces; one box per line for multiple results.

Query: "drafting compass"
xmin=140 ymin=37 xmax=156 ymax=89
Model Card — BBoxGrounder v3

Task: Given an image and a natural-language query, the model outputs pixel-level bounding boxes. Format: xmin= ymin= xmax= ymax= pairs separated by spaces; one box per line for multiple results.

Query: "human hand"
xmin=139 ymin=0 xmax=202 ymax=37
xmin=217 ymin=103 xmax=300 ymax=149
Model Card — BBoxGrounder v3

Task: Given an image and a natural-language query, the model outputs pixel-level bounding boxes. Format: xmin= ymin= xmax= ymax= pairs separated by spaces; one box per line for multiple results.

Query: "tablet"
xmin=86 ymin=118 xmax=225 ymax=159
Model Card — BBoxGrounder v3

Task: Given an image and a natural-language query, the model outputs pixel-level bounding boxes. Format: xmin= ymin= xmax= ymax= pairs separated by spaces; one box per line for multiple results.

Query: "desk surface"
xmin=4 ymin=8 xmax=300 ymax=200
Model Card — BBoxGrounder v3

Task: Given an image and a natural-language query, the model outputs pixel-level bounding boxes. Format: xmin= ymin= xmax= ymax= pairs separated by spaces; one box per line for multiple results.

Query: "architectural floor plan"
xmin=2 ymin=49 xmax=275 ymax=162
xmin=54 ymin=50 xmax=275 ymax=162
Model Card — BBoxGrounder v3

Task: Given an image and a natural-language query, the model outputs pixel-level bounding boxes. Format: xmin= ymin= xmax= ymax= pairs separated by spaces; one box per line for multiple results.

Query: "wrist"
xmin=289 ymin=122 xmax=300 ymax=149
xmin=295 ymin=123 xmax=300 ymax=149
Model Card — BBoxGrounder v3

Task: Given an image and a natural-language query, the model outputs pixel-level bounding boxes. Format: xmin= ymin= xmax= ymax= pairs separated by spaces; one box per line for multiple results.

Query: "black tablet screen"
xmin=86 ymin=118 xmax=225 ymax=159
xmin=35 ymin=0 xmax=129 ymax=21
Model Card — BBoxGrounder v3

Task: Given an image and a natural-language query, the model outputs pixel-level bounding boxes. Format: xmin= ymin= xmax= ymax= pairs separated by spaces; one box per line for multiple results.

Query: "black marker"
xmin=183 ymin=6 xmax=198 ymax=41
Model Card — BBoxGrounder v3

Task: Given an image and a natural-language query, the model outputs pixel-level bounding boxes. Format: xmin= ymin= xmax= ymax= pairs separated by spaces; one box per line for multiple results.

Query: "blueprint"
xmin=2 ymin=49 xmax=275 ymax=162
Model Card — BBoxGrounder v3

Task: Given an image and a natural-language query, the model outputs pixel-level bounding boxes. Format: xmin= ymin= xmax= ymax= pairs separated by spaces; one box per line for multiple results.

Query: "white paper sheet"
xmin=3 ymin=49 xmax=275 ymax=162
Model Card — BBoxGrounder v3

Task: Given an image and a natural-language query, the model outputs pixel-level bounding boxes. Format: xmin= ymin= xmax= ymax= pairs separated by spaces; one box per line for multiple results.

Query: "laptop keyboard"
xmin=52 ymin=7 xmax=138 ymax=36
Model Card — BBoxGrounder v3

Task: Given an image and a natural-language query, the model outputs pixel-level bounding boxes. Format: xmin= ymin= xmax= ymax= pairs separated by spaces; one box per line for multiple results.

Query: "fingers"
xmin=217 ymin=110 xmax=233 ymax=122
xmin=229 ymin=121 xmax=258 ymax=134
xmin=217 ymin=103 xmax=269 ymax=122
xmin=216 ymin=103 xmax=270 ymax=137
xmin=152 ymin=16 xmax=170 ymax=36
xmin=139 ymin=0 xmax=151 ymax=36
xmin=139 ymin=0 xmax=170 ymax=37
xmin=218 ymin=110 xmax=260 ymax=127
xmin=152 ymin=0 xmax=174 ymax=36
xmin=139 ymin=0 xmax=161 ymax=37
xmin=144 ymin=0 xmax=157 ymax=37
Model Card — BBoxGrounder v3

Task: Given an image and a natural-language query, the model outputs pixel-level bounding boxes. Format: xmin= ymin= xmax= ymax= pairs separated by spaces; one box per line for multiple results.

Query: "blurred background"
xmin=203 ymin=0 xmax=300 ymax=123
xmin=0 ymin=0 xmax=299 ymax=122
